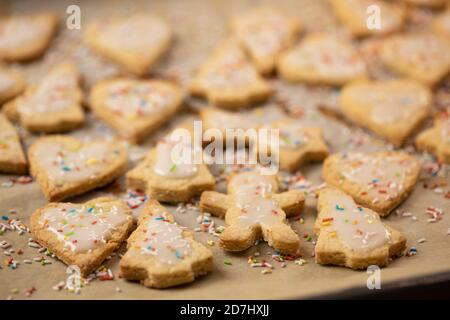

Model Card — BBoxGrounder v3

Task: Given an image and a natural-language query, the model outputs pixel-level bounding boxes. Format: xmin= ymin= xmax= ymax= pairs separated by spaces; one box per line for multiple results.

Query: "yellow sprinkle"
xmin=299 ymin=218 xmax=305 ymax=224
xmin=126 ymin=114 xmax=138 ymax=120
xmin=329 ymin=231 xmax=337 ymax=238
xmin=353 ymin=220 xmax=358 ymax=225
xmin=207 ymin=240 xmax=214 ymax=246
xmin=321 ymin=221 xmax=331 ymax=227
xmin=67 ymin=142 xmax=81 ymax=152
xmin=86 ymin=157 xmax=99 ymax=166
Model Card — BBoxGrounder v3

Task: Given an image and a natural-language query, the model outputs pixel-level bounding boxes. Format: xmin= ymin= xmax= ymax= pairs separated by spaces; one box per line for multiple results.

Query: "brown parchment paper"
xmin=0 ymin=0 xmax=449 ymax=300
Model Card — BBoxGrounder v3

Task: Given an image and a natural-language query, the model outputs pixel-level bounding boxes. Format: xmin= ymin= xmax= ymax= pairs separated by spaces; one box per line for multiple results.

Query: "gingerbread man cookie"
xmin=329 ymin=0 xmax=406 ymax=37
xmin=0 ymin=114 xmax=27 ymax=174
xmin=120 ymin=200 xmax=213 ymax=289
xmin=127 ymin=123 xmax=215 ymax=203
xmin=230 ymin=6 xmax=302 ymax=75
xmin=379 ymin=32 xmax=450 ymax=87
xmin=416 ymin=108 xmax=450 ymax=164
xmin=28 ymin=135 xmax=127 ymax=202
xmin=190 ymin=38 xmax=272 ymax=110
xmin=200 ymin=171 xmax=304 ymax=255
xmin=90 ymin=78 xmax=183 ymax=143
xmin=314 ymin=188 xmax=407 ymax=269
xmin=323 ymin=151 xmax=421 ymax=216
xmin=0 ymin=12 xmax=58 ymax=62
xmin=277 ymin=34 xmax=367 ymax=86
xmin=4 ymin=63 xmax=85 ymax=133
xmin=0 ymin=66 xmax=25 ymax=104
xmin=30 ymin=197 xmax=134 ymax=276
xmin=340 ymin=79 xmax=431 ymax=146
xmin=85 ymin=14 xmax=171 ymax=76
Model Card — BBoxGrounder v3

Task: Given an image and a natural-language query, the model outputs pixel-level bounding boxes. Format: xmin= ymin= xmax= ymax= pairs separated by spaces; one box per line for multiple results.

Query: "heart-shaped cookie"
xmin=28 ymin=135 xmax=128 ymax=201
xmin=190 ymin=38 xmax=272 ymax=109
xmin=30 ymin=197 xmax=134 ymax=276
xmin=0 ymin=12 xmax=58 ymax=62
xmin=379 ymin=33 xmax=450 ymax=86
xmin=90 ymin=78 xmax=183 ymax=143
xmin=277 ymin=34 xmax=367 ymax=86
xmin=0 ymin=66 xmax=25 ymax=104
xmin=329 ymin=0 xmax=405 ymax=37
xmin=0 ymin=114 xmax=27 ymax=174
xmin=4 ymin=63 xmax=85 ymax=133
xmin=323 ymin=151 xmax=421 ymax=216
xmin=340 ymin=79 xmax=431 ymax=146
xmin=85 ymin=14 xmax=171 ymax=76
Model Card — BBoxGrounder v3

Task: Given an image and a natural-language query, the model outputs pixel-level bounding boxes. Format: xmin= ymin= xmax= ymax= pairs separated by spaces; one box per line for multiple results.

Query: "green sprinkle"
xmin=224 ymin=259 xmax=232 ymax=266
xmin=170 ymin=164 xmax=177 ymax=172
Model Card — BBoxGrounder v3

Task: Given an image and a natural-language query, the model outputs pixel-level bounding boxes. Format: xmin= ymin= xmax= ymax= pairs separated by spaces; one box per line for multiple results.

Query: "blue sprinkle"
xmin=2 ymin=216 xmax=9 ymax=221
xmin=62 ymin=166 xmax=71 ymax=172
xmin=175 ymin=250 xmax=182 ymax=259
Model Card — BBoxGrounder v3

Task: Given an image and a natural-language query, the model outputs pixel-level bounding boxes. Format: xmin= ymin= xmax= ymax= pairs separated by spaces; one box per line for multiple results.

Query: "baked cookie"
xmin=432 ymin=9 xmax=450 ymax=39
xmin=329 ymin=0 xmax=406 ymax=37
xmin=277 ymin=34 xmax=367 ymax=86
xmin=190 ymin=38 xmax=272 ymax=110
xmin=127 ymin=124 xmax=215 ymax=203
xmin=0 ymin=114 xmax=27 ymax=174
xmin=30 ymin=197 xmax=133 ymax=276
xmin=230 ymin=6 xmax=302 ymax=74
xmin=0 ymin=66 xmax=25 ymax=104
xmin=401 ymin=0 xmax=447 ymax=8
xmin=3 ymin=63 xmax=85 ymax=133
xmin=120 ymin=200 xmax=213 ymax=289
xmin=261 ymin=118 xmax=329 ymax=172
xmin=379 ymin=32 xmax=450 ymax=87
xmin=340 ymin=79 xmax=431 ymax=146
xmin=28 ymin=135 xmax=127 ymax=202
xmin=416 ymin=108 xmax=450 ymax=164
xmin=0 ymin=12 xmax=58 ymax=61
xmin=314 ymin=188 xmax=407 ymax=269
xmin=200 ymin=171 xmax=304 ymax=255
xmin=90 ymin=78 xmax=183 ymax=143
xmin=200 ymin=108 xmax=260 ymax=146
xmin=323 ymin=151 xmax=421 ymax=216
xmin=85 ymin=14 xmax=171 ymax=76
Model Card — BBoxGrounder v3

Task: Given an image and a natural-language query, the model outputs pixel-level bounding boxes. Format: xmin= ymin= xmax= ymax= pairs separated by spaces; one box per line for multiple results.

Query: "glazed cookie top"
xmin=18 ymin=63 xmax=80 ymax=116
xmin=0 ymin=115 xmax=22 ymax=158
xmin=30 ymin=138 xmax=124 ymax=185
xmin=318 ymin=189 xmax=392 ymax=252
xmin=228 ymin=172 xmax=282 ymax=228
xmin=130 ymin=206 xmax=192 ymax=266
xmin=199 ymin=40 xmax=262 ymax=90
xmin=98 ymin=15 xmax=170 ymax=54
xmin=38 ymin=202 xmax=131 ymax=253
xmin=379 ymin=33 xmax=450 ymax=85
xmin=104 ymin=80 xmax=176 ymax=120
xmin=280 ymin=34 xmax=366 ymax=81
xmin=232 ymin=8 xmax=295 ymax=58
xmin=153 ymin=133 xmax=199 ymax=179
xmin=0 ymin=13 xmax=56 ymax=52
xmin=342 ymin=79 xmax=431 ymax=124
xmin=331 ymin=152 xmax=420 ymax=201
